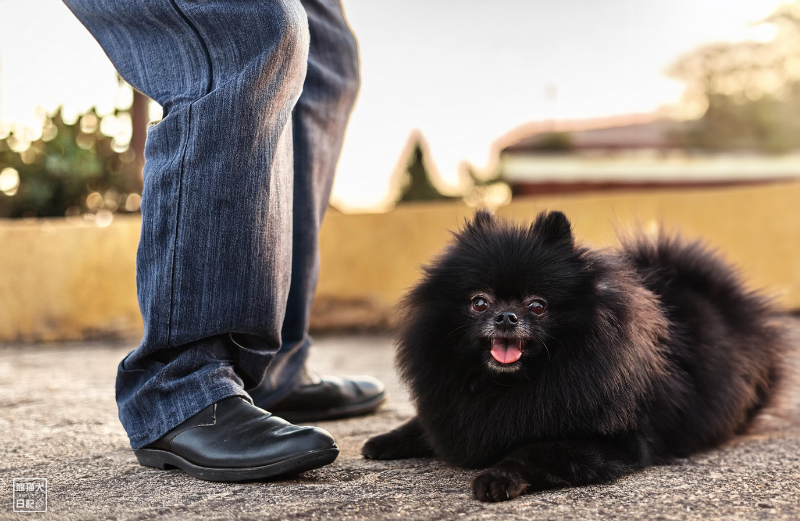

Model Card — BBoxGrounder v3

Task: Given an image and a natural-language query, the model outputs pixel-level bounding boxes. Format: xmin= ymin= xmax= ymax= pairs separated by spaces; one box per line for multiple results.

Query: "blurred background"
xmin=4 ymin=0 xmax=800 ymax=341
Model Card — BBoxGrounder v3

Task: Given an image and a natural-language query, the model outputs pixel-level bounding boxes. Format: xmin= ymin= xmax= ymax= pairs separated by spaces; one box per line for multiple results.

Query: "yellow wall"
xmin=0 ymin=216 xmax=143 ymax=342
xmin=3 ymin=181 xmax=800 ymax=342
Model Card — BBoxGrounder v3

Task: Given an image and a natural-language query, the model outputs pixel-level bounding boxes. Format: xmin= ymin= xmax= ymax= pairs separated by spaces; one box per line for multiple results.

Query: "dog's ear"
xmin=466 ymin=209 xmax=495 ymax=232
xmin=532 ymin=211 xmax=574 ymax=247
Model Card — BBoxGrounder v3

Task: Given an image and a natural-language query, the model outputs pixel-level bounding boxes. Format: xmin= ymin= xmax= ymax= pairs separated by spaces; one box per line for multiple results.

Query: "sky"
xmin=0 ymin=0 xmax=789 ymax=211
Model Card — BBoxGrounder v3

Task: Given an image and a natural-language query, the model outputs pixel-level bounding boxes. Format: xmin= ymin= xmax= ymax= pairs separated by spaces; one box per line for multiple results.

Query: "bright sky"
xmin=0 ymin=0 xmax=789 ymax=211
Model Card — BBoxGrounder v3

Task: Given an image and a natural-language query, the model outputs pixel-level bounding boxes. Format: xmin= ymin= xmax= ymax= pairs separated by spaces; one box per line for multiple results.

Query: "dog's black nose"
xmin=494 ymin=312 xmax=518 ymax=326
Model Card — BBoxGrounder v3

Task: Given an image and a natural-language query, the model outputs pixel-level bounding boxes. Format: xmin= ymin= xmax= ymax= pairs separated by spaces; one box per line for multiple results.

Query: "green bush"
xmin=0 ymin=108 xmax=142 ymax=219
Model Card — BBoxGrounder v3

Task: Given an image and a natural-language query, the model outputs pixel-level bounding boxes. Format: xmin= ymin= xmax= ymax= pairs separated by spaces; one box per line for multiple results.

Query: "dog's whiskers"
xmin=458 ymin=362 xmax=481 ymax=394
xmin=541 ymin=340 xmax=551 ymax=360
xmin=443 ymin=324 xmax=470 ymax=341
xmin=539 ymin=332 xmax=556 ymax=360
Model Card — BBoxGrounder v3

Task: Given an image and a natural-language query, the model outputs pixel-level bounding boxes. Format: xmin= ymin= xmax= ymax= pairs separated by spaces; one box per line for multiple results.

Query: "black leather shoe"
xmin=133 ymin=397 xmax=339 ymax=482
xmin=265 ymin=372 xmax=387 ymax=423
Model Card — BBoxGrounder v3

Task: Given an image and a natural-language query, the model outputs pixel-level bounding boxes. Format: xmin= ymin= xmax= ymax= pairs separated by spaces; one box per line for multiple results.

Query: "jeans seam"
xmin=162 ymin=0 xmax=213 ymax=348
xmin=166 ymin=103 xmax=194 ymax=347
xmin=168 ymin=0 xmax=213 ymax=94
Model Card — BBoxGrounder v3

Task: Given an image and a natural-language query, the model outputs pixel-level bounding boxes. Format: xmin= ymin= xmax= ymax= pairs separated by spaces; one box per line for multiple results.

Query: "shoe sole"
xmin=133 ymin=447 xmax=339 ymax=482
xmin=273 ymin=391 xmax=388 ymax=423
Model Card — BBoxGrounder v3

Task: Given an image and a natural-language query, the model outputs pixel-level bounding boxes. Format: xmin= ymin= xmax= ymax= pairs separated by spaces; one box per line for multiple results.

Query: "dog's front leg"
xmin=472 ymin=435 xmax=646 ymax=502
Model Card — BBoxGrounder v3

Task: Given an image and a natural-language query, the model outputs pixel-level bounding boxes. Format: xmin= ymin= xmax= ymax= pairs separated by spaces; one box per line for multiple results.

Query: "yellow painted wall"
xmin=3 ymin=181 xmax=800 ymax=342
xmin=0 ymin=216 xmax=143 ymax=342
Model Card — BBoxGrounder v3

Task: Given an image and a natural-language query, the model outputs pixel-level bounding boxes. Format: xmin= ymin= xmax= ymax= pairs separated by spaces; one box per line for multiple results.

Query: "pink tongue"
xmin=490 ymin=338 xmax=523 ymax=364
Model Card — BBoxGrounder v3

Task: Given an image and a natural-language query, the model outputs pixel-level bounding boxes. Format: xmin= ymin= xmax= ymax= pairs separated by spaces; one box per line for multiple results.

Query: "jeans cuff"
xmin=117 ymin=356 xmax=250 ymax=449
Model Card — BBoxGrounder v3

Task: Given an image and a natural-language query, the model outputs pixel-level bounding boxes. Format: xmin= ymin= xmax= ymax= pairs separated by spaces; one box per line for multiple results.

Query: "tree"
xmin=667 ymin=1 xmax=800 ymax=152
xmin=397 ymin=139 xmax=458 ymax=203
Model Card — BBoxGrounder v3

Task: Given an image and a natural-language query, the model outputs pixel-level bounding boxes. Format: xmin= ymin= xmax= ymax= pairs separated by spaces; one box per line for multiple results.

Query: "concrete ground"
xmin=1 ymin=330 xmax=799 ymax=521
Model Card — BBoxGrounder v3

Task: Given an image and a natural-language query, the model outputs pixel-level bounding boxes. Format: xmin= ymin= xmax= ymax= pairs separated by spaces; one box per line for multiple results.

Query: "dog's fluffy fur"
xmin=362 ymin=210 xmax=784 ymax=502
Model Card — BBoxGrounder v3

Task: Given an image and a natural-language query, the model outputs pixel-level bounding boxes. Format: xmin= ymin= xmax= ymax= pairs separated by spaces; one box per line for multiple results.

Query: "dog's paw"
xmin=361 ymin=433 xmax=411 ymax=460
xmin=472 ymin=468 xmax=529 ymax=502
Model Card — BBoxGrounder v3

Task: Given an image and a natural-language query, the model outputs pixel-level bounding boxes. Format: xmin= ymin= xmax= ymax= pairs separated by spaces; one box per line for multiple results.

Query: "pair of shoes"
xmin=134 ymin=373 xmax=386 ymax=481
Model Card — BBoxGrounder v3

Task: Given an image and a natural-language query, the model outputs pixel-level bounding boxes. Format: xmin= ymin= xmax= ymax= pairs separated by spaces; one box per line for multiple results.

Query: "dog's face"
xmin=467 ymin=290 xmax=548 ymax=374
xmin=407 ymin=210 xmax=596 ymax=380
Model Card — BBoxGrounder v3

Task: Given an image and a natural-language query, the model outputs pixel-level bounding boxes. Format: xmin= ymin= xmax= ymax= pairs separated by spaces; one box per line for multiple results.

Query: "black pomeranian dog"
xmin=362 ymin=210 xmax=784 ymax=502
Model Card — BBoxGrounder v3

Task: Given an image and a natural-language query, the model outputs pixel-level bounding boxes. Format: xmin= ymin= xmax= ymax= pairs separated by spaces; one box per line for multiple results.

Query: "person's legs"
xmin=248 ymin=0 xmax=361 ymax=407
xmin=63 ymin=0 xmax=311 ymax=449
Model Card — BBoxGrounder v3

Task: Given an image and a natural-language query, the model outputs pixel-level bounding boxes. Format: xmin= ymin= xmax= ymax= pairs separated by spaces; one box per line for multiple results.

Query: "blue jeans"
xmin=63 ymin=0 xmax=359 ymax=448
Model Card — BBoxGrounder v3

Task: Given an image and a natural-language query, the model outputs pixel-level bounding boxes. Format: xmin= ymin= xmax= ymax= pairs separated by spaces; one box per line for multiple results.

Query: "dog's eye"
xmin=528 ymin=300 xmax=547 ymax=316
xmin=471 ymin=297 xmax=489 ymax=312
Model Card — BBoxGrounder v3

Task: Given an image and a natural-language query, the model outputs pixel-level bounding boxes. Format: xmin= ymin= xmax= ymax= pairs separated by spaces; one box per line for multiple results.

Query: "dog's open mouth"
xmin=490 ymin=337 xmax=524 ymax=364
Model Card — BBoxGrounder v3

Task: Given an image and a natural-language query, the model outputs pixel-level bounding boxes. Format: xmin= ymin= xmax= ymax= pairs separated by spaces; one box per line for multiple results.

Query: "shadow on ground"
xmin=1 ymin=327 xmax=799 ymax=520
